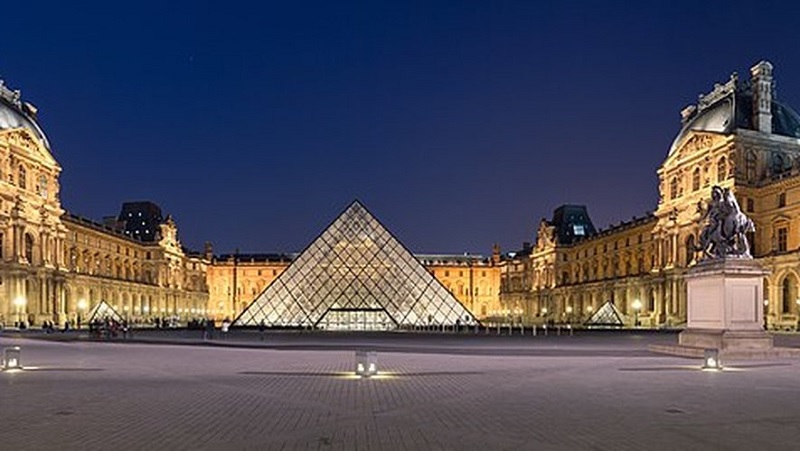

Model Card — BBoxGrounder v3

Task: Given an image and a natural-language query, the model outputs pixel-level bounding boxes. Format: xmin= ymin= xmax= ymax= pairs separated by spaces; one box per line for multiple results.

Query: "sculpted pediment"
xmin=672 ymin=133 xmax=722 ymax=161
xmin=0 ymin=128 xmax=58 ymax=167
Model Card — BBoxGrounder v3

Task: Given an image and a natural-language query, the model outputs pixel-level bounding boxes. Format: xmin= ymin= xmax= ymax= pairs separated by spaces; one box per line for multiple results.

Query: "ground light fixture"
xmin=3 ymin=346 xmax=21 ymax=370
xmin=355 ymin=351 xmax=378 ymax=378
xmin=702 ymin=348 xmax=722 ymax=370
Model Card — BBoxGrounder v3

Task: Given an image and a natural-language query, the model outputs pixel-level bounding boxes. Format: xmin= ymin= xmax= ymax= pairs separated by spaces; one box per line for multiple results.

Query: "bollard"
xmin=533 ymin=325 xmax=537 ymax=336
xmin=508 ymin=324 xmax=512 ymax=335
xmin=557 ymin=326 xmax=561 ymax=336
xmin=543 ymin=324 xmax=548 ymax=336
xmin=497 ymin=323 xmax=501 ymax=335
xmin=568 ymin=324 xmax=573 ymax=336
xmin=520 ymin=324 xmax=524 ymax=335
xmin=2 ymin=346 xmax=21 ymax=370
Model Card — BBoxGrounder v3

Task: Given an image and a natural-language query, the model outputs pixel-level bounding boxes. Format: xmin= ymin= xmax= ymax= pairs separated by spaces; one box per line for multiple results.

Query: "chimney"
xmin=491 ymin=243 xmax=501 ymax=264
xmin=750 ymin=60 xmax=773 ymax=134
xmin=204 ymin=241 xmax=214 ymax=261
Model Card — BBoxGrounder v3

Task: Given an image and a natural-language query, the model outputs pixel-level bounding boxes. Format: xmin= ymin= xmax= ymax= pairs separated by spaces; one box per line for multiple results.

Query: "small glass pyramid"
xmin=235 ymin=201 xmax=477 ymax=330
xmin=584 ymin=301 xmax=625 ymax=328
xmin=87 ymin=300 xmax=124 ymax=324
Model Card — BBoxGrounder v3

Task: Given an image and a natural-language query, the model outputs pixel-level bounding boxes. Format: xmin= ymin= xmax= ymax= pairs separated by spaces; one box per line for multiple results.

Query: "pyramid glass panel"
xmin=235 ymin=201 xmax=478 ymax=330
xmin=87 ymin=300 xmax=124 ymax=324
xmin=584 ymin=301 xmax=625 ymax=328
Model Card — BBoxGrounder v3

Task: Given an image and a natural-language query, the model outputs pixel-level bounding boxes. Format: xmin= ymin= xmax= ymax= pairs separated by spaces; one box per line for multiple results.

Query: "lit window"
xmin=573 ymin=224 xmax=585 ymax=236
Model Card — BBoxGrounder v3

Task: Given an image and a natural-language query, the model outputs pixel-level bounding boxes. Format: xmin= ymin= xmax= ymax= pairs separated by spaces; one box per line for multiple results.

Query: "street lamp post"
xmin=77 ymin=299 xmax=88 ymax=329
xmin=632 ymin=299 xmax=642 ymax=328
xmin=565 ymin=305 xmax=573 ymax=324
xmin=13 ymin=297 xmax=26 ymax=328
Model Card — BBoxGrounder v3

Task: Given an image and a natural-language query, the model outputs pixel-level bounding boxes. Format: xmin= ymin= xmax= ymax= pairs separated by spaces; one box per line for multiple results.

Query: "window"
xmin=692 ymin=167 xmax=701 ymax=191
xmin=481 ymin=271 xmax=486 ymax=277
xmin=782 ymin=277 xmax=793 ymax=313
xmin=771 ymin=153 xmax=786 ymax=175
xmin=778 ymin=193 xmax=786 ymax=208
xmin=18 ymin=165 xmax=26 ymax=189
xmin=444 ymin=270 xmax=450 ymax=277
xmin=670 ymin=176 xmax=679 ymax=199
xmin=24 ymin=233 xmax=33 ymax=263
xmin=746 ymin=198 xmax=754 ymax=213
xmin=717 ymin=157 xmax=727 ymax=182
xmin=745 ymin=152 xmax=757 ymax=181
xmin=777 ymin=227 xmax=788 ymax=252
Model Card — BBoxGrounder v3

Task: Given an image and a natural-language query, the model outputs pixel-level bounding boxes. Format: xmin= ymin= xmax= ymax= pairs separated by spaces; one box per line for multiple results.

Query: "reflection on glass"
xmin=235 ymin=201 xmax=476 ymax=330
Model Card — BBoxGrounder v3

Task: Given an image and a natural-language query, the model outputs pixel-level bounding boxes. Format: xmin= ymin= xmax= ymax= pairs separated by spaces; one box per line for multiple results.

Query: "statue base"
xmin=679 ymin=258 xmax=773 ymax=353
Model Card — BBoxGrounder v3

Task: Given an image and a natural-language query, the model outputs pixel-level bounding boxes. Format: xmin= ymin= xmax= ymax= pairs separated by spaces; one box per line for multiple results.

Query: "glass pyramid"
xmin=584 ymin=301 xmax=625 ymax=328
xmin=87 ymin=300 xmax=124 ymax=324
xmin=235 ymin=201 xmax=478 ymax=330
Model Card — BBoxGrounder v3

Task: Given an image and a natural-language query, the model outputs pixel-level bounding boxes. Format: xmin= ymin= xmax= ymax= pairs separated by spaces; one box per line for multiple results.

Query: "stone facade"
xmin=501 ymin=60 xmax=800 ymax=330
xmin=205 ymin=250 xmax=502 ymax=322
xmin=0 ymin=80 xmax=208 ymax=328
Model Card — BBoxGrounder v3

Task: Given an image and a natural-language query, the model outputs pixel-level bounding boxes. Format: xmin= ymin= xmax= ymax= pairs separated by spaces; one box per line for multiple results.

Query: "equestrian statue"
xmin=696 ymin=186 xmax=755 ymax=260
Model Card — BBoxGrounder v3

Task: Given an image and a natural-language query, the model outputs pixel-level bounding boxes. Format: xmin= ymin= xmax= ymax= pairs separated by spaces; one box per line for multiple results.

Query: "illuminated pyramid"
xmin=584 ymin=301 xmax=625 ymax=328
xmin=87 ymin=300 xmax=124 ymax=323
xmin=235 ymin=201 xmax=477 ymax=330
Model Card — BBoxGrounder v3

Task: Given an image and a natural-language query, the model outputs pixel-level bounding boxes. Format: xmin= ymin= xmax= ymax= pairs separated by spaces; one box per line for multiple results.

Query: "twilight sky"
xmin=4 ymin=1 xmax=800 ymax=255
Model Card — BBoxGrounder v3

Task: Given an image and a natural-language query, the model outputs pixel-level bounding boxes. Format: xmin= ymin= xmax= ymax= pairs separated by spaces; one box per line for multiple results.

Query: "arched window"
xmin=24 ymin=233 xmax=34 ymax=263
xmin=782 ymin=276 xmax=794 ymax=313
xmin=717 ymin=157 xmax=727 ymax=182
xmin=771 ymin=153 xmax=786 ymax=176
xmin=685 ymin=235 xmax=696 ymax=266
xmin=670 ymin=177 xmax=679 ymax=199
xmin=18 ymin=165 xmax=26 ymax=189
xmin=692 ymin=167 xmax=701 ymax=191
xmin=746 ymin=152 xmax=757 ymax=181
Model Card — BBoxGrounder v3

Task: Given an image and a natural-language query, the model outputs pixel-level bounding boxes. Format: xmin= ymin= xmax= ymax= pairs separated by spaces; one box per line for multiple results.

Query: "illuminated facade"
xmin=0 ymin=79 xmax=207 ymax=327
xmin=501 ymin=61 xmax=800 ymax=330
xmin=235 ymin=201 xmax=478 ymax=329
xmin=206 ymin=246 xmax=502 ymax=322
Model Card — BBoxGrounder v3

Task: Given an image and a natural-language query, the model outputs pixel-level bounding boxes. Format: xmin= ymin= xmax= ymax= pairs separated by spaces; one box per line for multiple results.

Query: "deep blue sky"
xmin=4 ymin=1 xmax=800 ymax=255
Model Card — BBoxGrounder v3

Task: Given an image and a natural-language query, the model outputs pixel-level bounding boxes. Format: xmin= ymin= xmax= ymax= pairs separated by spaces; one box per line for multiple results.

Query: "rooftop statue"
xmin=696 ymin=186 xmax=755 ymax=260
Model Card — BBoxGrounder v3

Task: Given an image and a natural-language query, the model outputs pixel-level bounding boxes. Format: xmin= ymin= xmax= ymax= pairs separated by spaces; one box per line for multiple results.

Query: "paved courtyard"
xmin=1 ymin=332 xmax=800 ymax=450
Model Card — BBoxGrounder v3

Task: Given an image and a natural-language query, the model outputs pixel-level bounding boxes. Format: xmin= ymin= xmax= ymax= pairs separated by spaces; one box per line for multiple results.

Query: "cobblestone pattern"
xmin=1 ymin=337 xmax=799 ymax=450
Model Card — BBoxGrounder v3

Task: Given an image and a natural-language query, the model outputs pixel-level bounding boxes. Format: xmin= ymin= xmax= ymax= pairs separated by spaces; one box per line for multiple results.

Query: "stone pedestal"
xmin=679 ymin=258 xmax=773 ymax=352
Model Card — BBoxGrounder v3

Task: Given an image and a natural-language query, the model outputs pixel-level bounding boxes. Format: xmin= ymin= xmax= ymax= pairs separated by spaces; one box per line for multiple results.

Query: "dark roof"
xmin=670 ymin=74 xmax=800 ymax=155
xmin=551 ymin=205 xmax=597 ymax=245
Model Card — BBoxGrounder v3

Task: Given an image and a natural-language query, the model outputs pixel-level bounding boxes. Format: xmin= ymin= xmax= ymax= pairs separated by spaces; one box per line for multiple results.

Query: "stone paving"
xmin=1 ymin=332 xmax=800 ymax=450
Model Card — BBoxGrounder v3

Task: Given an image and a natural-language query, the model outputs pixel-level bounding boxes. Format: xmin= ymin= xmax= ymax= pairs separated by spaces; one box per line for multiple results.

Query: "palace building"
xmin=0 ymin=76 xmax=500 ymax=328
xmin=500 ymin=61 xmax=800 ymax=330
xmin=0 ymin=80 xmax=208 ymax=328
xmin=7 ymin=60 xmax=800 ymax=331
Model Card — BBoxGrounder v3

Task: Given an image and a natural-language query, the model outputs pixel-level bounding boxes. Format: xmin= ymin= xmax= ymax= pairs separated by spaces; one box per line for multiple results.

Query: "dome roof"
xmin=669 ymin=70 xmax=800 ymax=156
xmin=0 ymin=81 xmax=50 ymax=150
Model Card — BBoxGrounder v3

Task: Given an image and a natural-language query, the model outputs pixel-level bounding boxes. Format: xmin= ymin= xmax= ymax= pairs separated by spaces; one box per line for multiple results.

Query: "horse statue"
xmin=696 ymin=186 xmax=755 ymax=260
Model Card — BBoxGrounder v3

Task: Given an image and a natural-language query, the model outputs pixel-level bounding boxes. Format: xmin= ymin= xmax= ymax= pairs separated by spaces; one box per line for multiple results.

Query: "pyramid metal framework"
xmin=87 ymin=300 xmax=124 ymax=324
xmin=235 ymin=201 xmax=478 ymax=330
xmin=584 ymin=301 xmax=625 ymax=328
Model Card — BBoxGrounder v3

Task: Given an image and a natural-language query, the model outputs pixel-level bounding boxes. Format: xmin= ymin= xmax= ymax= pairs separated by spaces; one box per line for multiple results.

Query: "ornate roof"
xmin=0 ymin=79 xmax=50 ymax=150
xmin=669 ymin=64 xmax=800 ymax=156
